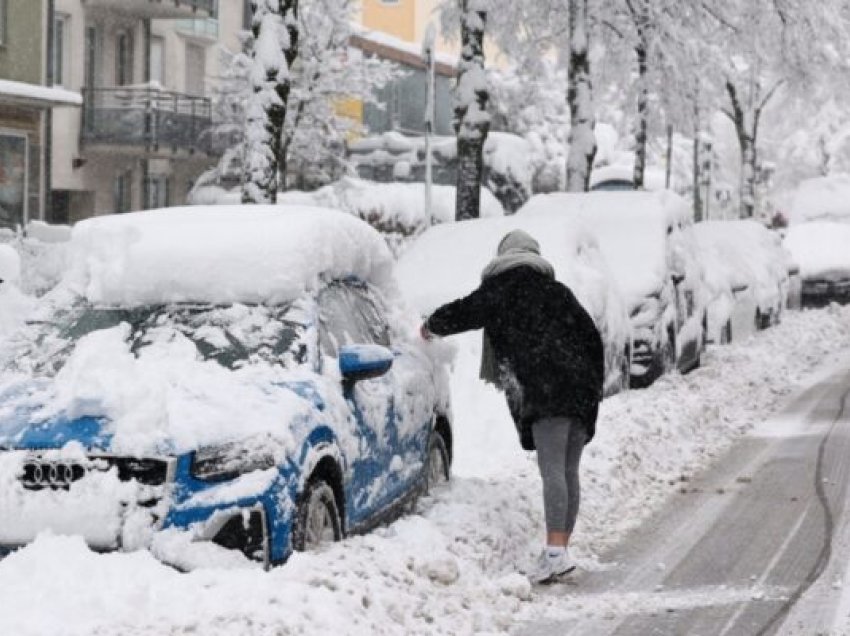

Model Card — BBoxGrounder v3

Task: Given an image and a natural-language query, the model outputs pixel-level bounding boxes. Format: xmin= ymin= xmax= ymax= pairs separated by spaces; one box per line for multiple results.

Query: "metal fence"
xmin=81 ymin=87 xmax=213 ymax=153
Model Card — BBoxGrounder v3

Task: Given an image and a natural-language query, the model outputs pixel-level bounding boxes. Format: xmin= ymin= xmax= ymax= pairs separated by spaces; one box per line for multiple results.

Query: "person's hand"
xmin=420 ymin=322 xmax=434 ymax=341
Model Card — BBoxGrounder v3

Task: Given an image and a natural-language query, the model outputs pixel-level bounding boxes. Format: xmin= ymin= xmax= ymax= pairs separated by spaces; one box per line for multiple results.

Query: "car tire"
xmin=425 ymin=430 xmax=450 ymax=492
xmin=292 ymin=477 xmax=342 ymax=552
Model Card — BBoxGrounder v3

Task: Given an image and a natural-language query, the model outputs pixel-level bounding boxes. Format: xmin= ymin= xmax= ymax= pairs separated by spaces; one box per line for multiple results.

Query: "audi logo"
xmin=21 ymin=461 xmax=86 ymax=490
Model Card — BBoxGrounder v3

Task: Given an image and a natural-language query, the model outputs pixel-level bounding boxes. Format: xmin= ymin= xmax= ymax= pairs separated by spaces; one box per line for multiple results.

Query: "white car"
xmin=784 ymin=221 xmax=850 ymax=307
xmin=395 ymin=211 xmax=631 ymax=397
xmin=694 ymin=220 xmax=793 ymax=343
xmin=519 ymin=191 xmax=707 ymax=389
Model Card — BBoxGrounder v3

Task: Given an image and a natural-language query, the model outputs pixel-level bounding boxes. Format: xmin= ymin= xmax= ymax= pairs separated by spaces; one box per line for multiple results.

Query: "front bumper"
xmin=0 ymin=451 xmax=174 ymax=551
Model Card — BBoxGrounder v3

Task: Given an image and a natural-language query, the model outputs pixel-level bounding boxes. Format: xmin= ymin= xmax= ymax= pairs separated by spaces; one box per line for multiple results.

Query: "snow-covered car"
xmin=395 ymin=211 xmax=631 ymax=397
xmin=0 ymin=207 xmax=452 ymax=568
xmin=519 ymin=191 xmax=707 ymax=389
xmin=693 ymin=220 xmax=792 ymax=344
xmin=784 ymin=222 xmax=850 ymax=307
xmin=788 ymin=174 xmax=850 ymax=225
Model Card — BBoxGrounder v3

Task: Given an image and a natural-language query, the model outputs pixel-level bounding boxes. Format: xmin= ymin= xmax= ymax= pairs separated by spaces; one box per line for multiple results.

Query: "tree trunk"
xmin=242 ymin=0 xmax=299 ymax=204
xmin=566 ymin=0 xmax=596 ymax=192
xmin=454 ymin=0 xmax=489 ymax=221
xmin=633 ymin=30 xmax=648 ymax=189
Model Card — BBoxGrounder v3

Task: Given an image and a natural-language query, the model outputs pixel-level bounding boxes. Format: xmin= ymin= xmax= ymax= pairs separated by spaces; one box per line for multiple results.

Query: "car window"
xmin=318 ymin=281 xmax=390 ymax=356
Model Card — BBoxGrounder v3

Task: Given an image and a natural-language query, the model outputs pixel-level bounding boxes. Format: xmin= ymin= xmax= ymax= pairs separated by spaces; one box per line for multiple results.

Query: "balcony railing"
xmin=81 ymin=87 xmax=213 ymax=154
xmin=84 ymin=0 xmax=216 ymax=20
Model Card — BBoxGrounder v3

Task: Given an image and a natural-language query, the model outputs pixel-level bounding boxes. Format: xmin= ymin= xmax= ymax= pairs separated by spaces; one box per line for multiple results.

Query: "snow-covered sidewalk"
xmin=1 ymin=305 xmax=849 ymax=636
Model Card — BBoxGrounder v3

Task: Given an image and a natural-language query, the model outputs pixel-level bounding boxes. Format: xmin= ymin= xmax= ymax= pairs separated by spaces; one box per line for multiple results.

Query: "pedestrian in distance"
xmin=420 ymin=229 xmax=604 ymax=584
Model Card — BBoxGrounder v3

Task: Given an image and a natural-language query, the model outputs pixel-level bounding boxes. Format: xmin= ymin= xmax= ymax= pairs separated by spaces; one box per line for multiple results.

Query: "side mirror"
xmin=339 ymin=344 xmax=394 ymax=384
xmin=732 ymin=283 xmax=749 ymax=294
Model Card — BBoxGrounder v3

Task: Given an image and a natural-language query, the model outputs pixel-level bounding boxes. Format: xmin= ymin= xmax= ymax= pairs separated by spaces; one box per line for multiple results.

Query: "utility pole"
xmin=422 ymin=23 xmax=437 ymax=224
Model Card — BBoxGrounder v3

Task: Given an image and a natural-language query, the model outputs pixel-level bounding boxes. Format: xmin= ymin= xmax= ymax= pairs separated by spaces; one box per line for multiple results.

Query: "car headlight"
xmin=190 ymin=442 xmax=277 ymax=482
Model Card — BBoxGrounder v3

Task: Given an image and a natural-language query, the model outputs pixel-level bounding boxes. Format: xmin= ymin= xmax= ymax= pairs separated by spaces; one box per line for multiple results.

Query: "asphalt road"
xmin=516 ymin=367 xmax=850 ymax=636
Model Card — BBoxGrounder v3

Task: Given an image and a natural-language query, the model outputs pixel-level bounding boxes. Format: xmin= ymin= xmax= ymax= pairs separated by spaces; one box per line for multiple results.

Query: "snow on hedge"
xmin=64 ymin=205 xmax=395 ymax=306
xmin=517 ymin=191 xmax=694 ymax=309
xmin=789 ymin=174 xmax=850 ymax=224
xmin=783 ymin=221 xmax=850 ymax=280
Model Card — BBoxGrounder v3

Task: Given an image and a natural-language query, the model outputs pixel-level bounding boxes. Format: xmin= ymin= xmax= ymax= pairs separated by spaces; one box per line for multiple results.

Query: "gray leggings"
xmin=533 ymin=417 xmax=586 ymax=534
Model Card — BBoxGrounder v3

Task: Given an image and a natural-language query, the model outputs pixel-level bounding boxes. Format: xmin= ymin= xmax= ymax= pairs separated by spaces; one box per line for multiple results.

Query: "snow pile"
xmin=1 ymin=305 xmax=850 ymax=634
xmin=0 ymin=226 xmax=71 ymax=296
xmin=64 ymin=205 xmax=395 ymax=306
xmin=517 ymin=191 xmax=694 ymax=308
xmin=783 ymin=221 xmax=850 ymax=280
xmin=789 ymin=174 xmax=850 ymax=224
xmin=189 ymin=178 xmax=505 ymax=254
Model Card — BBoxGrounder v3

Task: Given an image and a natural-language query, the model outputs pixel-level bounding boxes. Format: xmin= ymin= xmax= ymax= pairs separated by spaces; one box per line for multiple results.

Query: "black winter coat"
xmin=426 ymin=266 xmax=604 ymax=450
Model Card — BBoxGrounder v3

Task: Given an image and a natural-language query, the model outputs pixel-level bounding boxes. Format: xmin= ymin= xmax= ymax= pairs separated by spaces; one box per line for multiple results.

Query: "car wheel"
xmin=425 ymin=431 xmax=450 ymax=492
xmin=292 ymin=477 xmax=342 ymax=552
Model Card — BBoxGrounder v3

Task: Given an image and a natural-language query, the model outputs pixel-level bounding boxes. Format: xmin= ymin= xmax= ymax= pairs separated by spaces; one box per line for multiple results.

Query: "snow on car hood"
xmin=0 ymin=324 xmax=355 ymax=458
xmin=63 ymin=205 xmax=397 ymax=307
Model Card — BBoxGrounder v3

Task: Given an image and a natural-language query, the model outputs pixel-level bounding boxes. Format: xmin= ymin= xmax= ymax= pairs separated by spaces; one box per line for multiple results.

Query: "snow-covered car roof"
xmin=63 ymin=206 xmax=396 ymax=306
xmin=517 ymin=191 xmax=693 ymax=307
xmin=395 ymin=211 xmax=629 ymax=351
xmin=693 ymin=221 xmax=790 ymax=307
xmin=783 ymin=221 xmax=850 ymax=280
xmin=789 ymin=174 xmax=850 ymax=225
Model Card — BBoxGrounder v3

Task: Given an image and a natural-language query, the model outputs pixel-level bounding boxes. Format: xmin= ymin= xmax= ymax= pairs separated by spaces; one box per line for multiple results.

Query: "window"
xmin=318 ymin=282 xmax=390 ymax=356
xmin=53 ymin=14 xmax=69 ymax=87
xmin=144 ymin=174 xmax=168 ymax=209
xmin=242 ymin=0 xmax=252 ymax=31
xmin=84 ymin=26 xmax=99 ymax=89
xmin=0 ymin=0 xmax=7 ymax=47
xmin=150 ymin=36 xmax=164 ymax=86
xmin=0 ymin=132 xmax=29 ymax=230
xmin=113 ymin=170 xmax=133 ymax=213
xmin=116 ymin=31 xmax=134 ymax=86
xmin=185 ymin=43 xmax=206 ymax=96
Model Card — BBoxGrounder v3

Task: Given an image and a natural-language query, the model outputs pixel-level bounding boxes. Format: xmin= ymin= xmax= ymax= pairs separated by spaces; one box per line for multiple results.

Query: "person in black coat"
xmin=421 ymin=229 xmax=604 ymax=583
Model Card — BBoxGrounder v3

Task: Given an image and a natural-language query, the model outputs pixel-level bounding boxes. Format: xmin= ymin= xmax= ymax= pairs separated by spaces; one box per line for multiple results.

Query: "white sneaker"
xmin=530 ymin=548 xmax=577 ymax=584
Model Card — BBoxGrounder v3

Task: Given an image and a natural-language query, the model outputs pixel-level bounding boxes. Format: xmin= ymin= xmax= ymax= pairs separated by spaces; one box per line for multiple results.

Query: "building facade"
xmin=48 ymin=0 xmax=245 ymax=222
xmin=0 ymin=0 xmax=80 ymax=231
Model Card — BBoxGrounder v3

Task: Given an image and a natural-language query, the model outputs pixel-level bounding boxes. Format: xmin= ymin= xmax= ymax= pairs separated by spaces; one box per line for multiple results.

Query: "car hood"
xmin=0 ymin=377 xmax=328 ymax=455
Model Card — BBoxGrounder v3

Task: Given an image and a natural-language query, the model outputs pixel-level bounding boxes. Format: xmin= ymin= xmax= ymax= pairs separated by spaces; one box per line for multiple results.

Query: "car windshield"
xmin=6 ymin=301 xmax=310 ymax=376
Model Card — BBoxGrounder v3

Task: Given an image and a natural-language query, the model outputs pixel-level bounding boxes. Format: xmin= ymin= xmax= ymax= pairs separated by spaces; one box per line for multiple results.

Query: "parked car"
xmin=0 ymin=206 xmax=452 ymax=568
xmin=395 ymin=210 xmax=632 ymax=397
xmin=693 ymin=220 xmax=793 ymax=344
xmin=784 ymin=221 xmax=850 ymax=307
xmin=519 ymin=191 xmax=707 ymax=389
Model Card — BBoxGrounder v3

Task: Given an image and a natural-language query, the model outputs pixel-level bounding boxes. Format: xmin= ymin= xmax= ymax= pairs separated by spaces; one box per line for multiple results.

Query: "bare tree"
xmin=565 ymin=0 xmax=596 ymax=192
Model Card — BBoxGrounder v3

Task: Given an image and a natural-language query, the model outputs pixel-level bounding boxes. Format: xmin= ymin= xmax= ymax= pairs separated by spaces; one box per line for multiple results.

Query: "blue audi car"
xmin=0 ymin=206 xmax=452 ymax=567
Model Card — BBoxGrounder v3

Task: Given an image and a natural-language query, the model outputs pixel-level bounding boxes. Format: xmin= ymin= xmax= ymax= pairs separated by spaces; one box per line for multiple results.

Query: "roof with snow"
xmin=65 ymin=206 xmax=395 ymax=306
xmin=517 ymin=191 xmax=693 ymax=305
xmin=0 ymin=79 xmax=82 ymax=108
xmin=350 ymin=28 xmax=456 ymax=77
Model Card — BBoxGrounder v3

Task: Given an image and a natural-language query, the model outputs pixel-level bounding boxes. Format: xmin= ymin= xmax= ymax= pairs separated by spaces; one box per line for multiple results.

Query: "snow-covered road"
xmin=1 ymin=305 xmax=850 ymax=635
xmin=516 ymin=364 xmax=850 ymax=635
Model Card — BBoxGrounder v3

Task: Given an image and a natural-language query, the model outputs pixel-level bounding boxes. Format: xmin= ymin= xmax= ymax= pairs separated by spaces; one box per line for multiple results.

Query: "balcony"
xmin=83 ymin=0 xmax=216 ymax=20
xmin=81 ymin=87 xmax=213 ymax=155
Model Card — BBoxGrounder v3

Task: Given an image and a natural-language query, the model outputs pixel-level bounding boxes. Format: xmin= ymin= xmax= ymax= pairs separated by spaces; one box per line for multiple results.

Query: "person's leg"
xmin=563 ymin=419 xmax=587 ymax=539
xmin=532 ymin=417 xmax=571 ymax=546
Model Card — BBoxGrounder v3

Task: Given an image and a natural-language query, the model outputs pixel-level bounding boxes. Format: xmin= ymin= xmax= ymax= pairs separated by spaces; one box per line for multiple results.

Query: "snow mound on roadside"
xmin=783 ymin=221 xmax=850 ymax=280
xmin=65 ymin=205 xmax=396 ymax=306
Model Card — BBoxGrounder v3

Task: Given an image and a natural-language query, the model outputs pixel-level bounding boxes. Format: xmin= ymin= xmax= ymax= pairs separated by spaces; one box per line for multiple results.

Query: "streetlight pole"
xmin=422 ymin=23 xmax=437 ymax=224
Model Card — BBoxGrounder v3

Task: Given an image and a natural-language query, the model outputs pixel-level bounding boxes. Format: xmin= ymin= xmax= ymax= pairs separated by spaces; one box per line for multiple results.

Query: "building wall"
xmin=0 ymin=0 xmax=44 ymax=84
xmin=362 ymin=0 xmax=416 ymax=42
